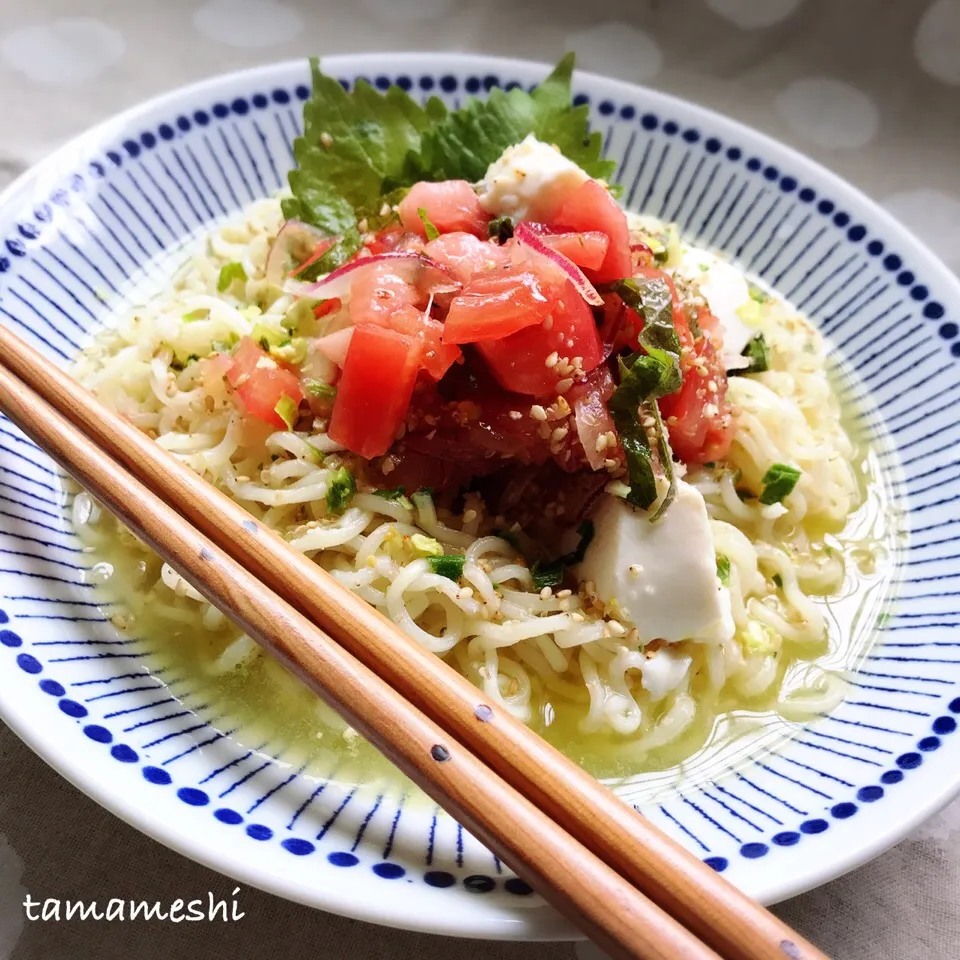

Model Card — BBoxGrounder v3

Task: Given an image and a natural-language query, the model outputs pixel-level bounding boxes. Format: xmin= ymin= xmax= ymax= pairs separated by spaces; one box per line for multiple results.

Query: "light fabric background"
xmin=0 ymin=1 xmax=958 ymax=958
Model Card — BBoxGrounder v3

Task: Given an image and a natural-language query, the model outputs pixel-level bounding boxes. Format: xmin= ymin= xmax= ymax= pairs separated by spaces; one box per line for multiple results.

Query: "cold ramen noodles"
xmin=71 ymin=56 xmax=899 ymax=788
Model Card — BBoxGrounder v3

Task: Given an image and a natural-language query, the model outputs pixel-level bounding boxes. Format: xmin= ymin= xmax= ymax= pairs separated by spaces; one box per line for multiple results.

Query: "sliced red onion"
xmin=266 ymin=220 xmax=339 ymax=286
xmin=514 ymin=222 xmax=604 ymax=307
xmin=315 ymin=327 xmax=355 ymax=368
xmin=283 ymin=252 xmax=460 ymax=302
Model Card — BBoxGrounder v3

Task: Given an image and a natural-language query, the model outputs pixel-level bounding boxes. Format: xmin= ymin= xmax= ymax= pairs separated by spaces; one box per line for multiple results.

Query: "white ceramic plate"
xmin=0 ymin=53 xmax=958 ymax=940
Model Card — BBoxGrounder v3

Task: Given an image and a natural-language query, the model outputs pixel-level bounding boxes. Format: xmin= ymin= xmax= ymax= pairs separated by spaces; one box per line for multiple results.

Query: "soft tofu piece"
xmin=477 ymin=134 xmax=589 ymax=223
xmin=575 ymin=482 xmax=734 ymax=644
xmin=677 ymin=248 xmax=756 ymax=361
xmin=640 ymin=647 xmax=693 ymax=701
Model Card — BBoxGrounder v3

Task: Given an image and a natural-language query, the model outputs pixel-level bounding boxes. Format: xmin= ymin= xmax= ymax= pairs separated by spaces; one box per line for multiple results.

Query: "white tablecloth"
xmin=1 ymin=2 xmax=958 ymax=958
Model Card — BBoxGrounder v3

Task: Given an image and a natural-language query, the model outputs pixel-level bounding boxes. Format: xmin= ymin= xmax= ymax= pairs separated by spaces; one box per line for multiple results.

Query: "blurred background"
xmin=0 ymin=1 xmax=958 ymax=958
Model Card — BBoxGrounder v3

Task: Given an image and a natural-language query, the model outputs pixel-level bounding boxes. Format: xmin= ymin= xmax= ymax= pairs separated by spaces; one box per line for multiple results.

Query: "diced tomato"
xmin=384 ymin=304 xmax=461 ymax=380
xmin=423 ymin=232 xmax=510 ymax=285
xmin=328 ymin=325 xmax=420 ymax=459
xmin=522 ymin=225 xmax=609 ymax=271
xmin=349 ymin=262 xmax=422 ymax=328
xmin=476 ymin=279 xmax=603 ymax=396
xmin=224 ymin=337 xmax=304 ymax=430
xmin=443 ymin=266 xmax=561 ymax=344
xmin=554 ymin=179 xmax=632 ymax=282
xmin=399 ymin=180 xmax=490 ymax=239
xmin=364 ymin=227 xmax=408 ymax=256
xmin=658 ymin=330 xmax=735 ymax=465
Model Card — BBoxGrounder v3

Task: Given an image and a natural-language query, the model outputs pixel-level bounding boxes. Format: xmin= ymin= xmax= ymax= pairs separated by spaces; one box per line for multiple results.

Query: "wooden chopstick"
xmin=0 ymin=351 xmax=721 ymax=960
xmin=0 ymin=324 xmax=829 ymax=960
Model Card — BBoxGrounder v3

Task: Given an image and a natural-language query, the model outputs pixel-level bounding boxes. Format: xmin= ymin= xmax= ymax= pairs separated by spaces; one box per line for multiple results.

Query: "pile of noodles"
xmin=71 ymin=197 xmax=861 ymax=753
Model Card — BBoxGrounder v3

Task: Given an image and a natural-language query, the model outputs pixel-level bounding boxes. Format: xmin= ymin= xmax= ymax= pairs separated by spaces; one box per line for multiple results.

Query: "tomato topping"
xmin=554 ymin=179 xmax=632 ymax=282
xmin=348 ymin=262 xmax=422 ymax=327
xmin=399 ymin=180 xmax=490 ymax=239
xmin=443 ymin=266 xmax=560 ymax=344
xmin=364 ymin=227 xmax=408 ymax=256
xmin=423 ymin=232 xmax=509 ymax=284
xmin=522 ymin=226 xmax=609 ymax=271
xmin=328 ymin=325 xmax=420 ymax=459
xmin=476 ymin=279 xmax=602 ymax=396
xmin=224 ymin=337 xmax=304 ymax=430
xmin=384 ymin=304 xmax=461 ymax=380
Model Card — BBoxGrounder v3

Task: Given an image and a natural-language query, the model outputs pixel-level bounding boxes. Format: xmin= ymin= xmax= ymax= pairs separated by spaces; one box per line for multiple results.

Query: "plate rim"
xmin=0 ymin=50 xmax=958 ymax=939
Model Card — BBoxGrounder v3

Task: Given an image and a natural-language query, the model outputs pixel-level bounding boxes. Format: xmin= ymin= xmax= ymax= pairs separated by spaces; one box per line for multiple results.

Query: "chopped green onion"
xmin=730 ymin=333 xmax=769 ymax=377
xmin=326 ymin=466 xmax=356 ymax=515
xmin=411 ymin=534 xmax=444 ymax=558
xmin=531 ymin=561 xmax=564 ymax=591
xmin=759 ymin=463 xmax=801 ymax=505
xmin=428 ymin=554 xmax=465 ymax=581
xmin=302 ymin=378 xmax=338 ymax=400
xmin=304 ymin=441 xmax=325 ymax=464
xmin=183 ymin=308 xmax=208 ymax=322
xmin=274 ymin=394 xmax=299 ymax=431
xmin=716 ymin=554 xmax=731 ymax=585
xmin=417 ymin=207 xmax=440 ymax=241
xmin=374 ymin=486 xmax=413 ymax=510
xmin=488 ymin=216 xmax=515 ymax=243
xmin=217 ymin=262 xmax=248 ymax=292
xmin=252 ymin=322 xmax=289 ymax=349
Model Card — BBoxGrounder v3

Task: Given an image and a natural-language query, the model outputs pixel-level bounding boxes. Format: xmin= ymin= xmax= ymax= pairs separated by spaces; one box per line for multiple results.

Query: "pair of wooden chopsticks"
xmin=0 ymin=322 xmax=828 ymax=960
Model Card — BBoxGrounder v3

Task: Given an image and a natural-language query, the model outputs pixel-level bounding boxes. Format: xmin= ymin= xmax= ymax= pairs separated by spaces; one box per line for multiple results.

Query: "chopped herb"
xmin=411 ymin=533 xmax=444 ymax=558
xmin=772 ymin=573 xmax=783 ymax=588
xmin=304 ymin=441 xmax=325 ymax=464
xmin=531 ymin=561 xmax=564 ymax=591
xmin=703 ymin=461 xmax=716 ymax=469
xmin=607 ymin=349 xmax=680 ymax=520
xmin=649 ymin=236 xmax=668 ymax=266
xmin=183 ymin=308 xmax=208 ymax=322
xmin=488 ymin=215 xmax=515 ymax=243
xmin=274 ymin=394 xmax=299 ymax=431
xmin=428 ymin=554 xmax=465 ymax=581
xmin=759 ymin=463 xmax=802 ymax=506
xmin=326 ymin=466 xmax=356 ymax=515
xmin=271 ymin=338 xmax=308 ymax=365
xmin=417 ymin=207 xmax=440 ymax=241
xmin=716 ymin=554 xmax=731 ymax=585
xmin=283 ymin=54 xmax=615 ymax=270
xmin=749 ymin=284 xmax=767 ymax=304
xmin=302 ymin=378 xmax=338 ymax=400
xmin=217 ymin=262 xmax=248 ymax=292
xmin=876 ymin=611 xmax=890 ymax=629
xmin=609 ymin=276 xmax=683 ymax=394
xmin=730 ymin=333 xmax=769 ymax=377
xmin=374 ymin=486 xmax=413 ymax=510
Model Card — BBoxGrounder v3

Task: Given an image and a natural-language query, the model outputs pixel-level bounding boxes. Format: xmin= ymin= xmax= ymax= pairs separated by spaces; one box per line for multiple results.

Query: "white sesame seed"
xmin=603 ymin=458 xmax=617 ymax=470
xmin=556 ymin=589 xmax=572 ymax=599
xmin=543 ymin=316 xmax=554 ymax=330
xmin=545 ymin=352 xmax=559 ymax=368
xmin=320 ymin=132 xmax=333 ymax=149
xmin=530 ymin=404 xmax=547 ymax=421
xmin=508 ymin=410 xmax=523 ymax=420
xmin=539 ymin=587 xmax=553 ymax=600
xmin=552 ymin=426 xmax=569 ymax=443
xmin=629 ymin=564 xmax=642 ymax=576
xmin=556 ymin=377 xmax=574 ymax=393
xmin=463 ymin=509 xmax=478 ymax=524
xmin=595 ymin=434 xmax=609 ymax=453
xmin=606 ymin=620 xmax=626 ymax=637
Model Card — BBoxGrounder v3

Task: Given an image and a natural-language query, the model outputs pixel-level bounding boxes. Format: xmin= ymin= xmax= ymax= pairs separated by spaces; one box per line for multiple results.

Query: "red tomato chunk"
xmin=328 ymin=325 xmax=420 ymax=459
xmin=224 ymin=337 xmax=304 ymax=430
xmin=399 ymin=180 xmax=490 ymax=239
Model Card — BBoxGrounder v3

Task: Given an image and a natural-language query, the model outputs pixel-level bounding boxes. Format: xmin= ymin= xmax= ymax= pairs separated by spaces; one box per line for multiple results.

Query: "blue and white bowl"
xmin=0 ymin=53 xmax=958 ymax=940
